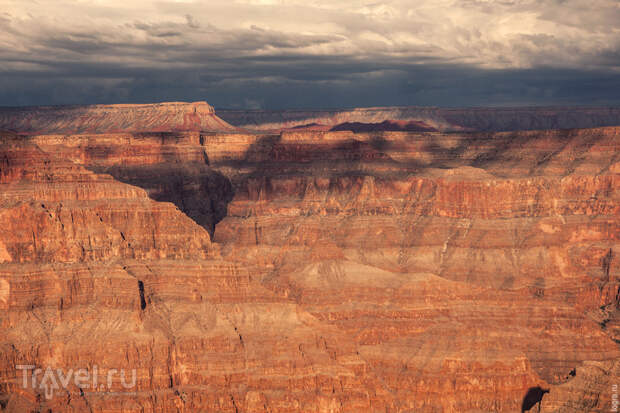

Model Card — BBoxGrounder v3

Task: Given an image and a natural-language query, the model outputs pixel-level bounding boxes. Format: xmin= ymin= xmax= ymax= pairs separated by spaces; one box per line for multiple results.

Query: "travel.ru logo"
xmin=16 ymin=365 xmax=137 ymax=399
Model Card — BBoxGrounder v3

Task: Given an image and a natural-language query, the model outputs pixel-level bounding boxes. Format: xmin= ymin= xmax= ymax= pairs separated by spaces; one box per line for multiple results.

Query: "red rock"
xmin=0 ymin=101 xmax=239 ymax=135
xmin=0 ymin=104 xmax=618 ymax=412
xmin=330 ymin=120 xmax=436 ymax=132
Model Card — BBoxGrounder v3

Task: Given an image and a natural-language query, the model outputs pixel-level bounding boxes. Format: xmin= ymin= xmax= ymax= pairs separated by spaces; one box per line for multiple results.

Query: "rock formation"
xmin=217 ymin=106 xmax=620 ymax=133
xmin=0 ymin=102 xmax=618 ymax=412
xmin=0 ymin=102 xmax=238 ymax=135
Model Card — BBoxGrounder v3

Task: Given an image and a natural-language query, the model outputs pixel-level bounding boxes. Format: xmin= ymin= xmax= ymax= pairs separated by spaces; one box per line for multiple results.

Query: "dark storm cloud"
xmin=0 ymin=0 xmax=618 ymax=108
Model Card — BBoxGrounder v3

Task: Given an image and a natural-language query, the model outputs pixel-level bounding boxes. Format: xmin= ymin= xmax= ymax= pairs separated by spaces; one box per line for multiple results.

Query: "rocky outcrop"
xmin=0 ymin=105 xmax=618 ymax=412
xmin=218 ymin=106 xmax=620 ymax=132
xmin=0 ymin=102 xmax=239 ymax=134
xmin=540 ymin=360 xmax=620 ymax=412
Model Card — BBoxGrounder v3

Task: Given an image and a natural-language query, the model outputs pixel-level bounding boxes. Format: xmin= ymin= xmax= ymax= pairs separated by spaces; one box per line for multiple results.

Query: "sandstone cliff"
xmin=0 ymin=104 xmax=618 ymax=412
xmin=0 ymin=101 xmax=239 ymax=135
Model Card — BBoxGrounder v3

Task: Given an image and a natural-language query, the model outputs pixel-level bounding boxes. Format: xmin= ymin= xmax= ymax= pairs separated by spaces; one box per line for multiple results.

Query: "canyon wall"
xmin=0 ymin=103 xmax=618 ymax=412
xmin=217 ymin=106 xmax=620 ymax=133
xmin=0 ymin=102 xmax=238 ymax=135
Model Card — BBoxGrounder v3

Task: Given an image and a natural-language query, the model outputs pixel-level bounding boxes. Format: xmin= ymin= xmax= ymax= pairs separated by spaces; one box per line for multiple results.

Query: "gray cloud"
xmin=0 ymin=0 xmax=618 ymax=108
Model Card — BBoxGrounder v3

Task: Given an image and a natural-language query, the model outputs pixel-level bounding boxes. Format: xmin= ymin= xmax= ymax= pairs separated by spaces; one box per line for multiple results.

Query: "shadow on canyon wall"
xmin=521 ymin=386 xmax=549 ymax=412
xmin=79 ymin=133 xmax=235 ymax=239
xmin=76 ymin=126 xmax=596 ymax=244
xmin=104 ymin=163 xmax=234 ymax=239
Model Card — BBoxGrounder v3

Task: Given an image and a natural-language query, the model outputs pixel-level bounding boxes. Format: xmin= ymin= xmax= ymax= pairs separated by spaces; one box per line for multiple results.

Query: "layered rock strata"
xmin=0 ymin=136 xmax=386 ymax=412
xmin=0 ymin=103 xmax=618 ymax=412
xmin=0 ymin=101 xmax=238 ymax=135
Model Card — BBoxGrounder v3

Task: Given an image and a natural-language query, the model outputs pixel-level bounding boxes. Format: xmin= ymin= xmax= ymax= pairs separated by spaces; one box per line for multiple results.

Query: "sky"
xmin=0 ymin=0 xmax=619 ymax=109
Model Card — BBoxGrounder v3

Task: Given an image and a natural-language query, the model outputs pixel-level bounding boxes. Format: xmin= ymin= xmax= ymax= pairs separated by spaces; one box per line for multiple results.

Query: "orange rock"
xmin=0 ymin=106 xmax=618 ymax=412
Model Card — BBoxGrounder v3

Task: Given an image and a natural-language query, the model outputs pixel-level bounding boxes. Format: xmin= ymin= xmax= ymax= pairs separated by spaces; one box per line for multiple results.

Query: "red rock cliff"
xmin=0 ymin=101 xmax=239 ymax=135
xmin=0 ymin=107 xmax=618 ymax=412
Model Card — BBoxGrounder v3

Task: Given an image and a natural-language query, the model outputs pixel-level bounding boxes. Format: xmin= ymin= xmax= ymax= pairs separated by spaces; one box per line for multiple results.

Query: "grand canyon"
xmin=0 ymin=101 xmax=618 ymax=413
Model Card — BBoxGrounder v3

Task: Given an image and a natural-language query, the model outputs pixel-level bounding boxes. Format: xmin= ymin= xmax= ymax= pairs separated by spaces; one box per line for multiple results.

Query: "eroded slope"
xmin=0 ymin=120 xmax=618 ymax=412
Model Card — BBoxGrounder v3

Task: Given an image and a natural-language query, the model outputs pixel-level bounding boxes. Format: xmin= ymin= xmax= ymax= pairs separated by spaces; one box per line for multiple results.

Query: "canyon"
xmin=0 ymin=101 xmax=618 ymax=412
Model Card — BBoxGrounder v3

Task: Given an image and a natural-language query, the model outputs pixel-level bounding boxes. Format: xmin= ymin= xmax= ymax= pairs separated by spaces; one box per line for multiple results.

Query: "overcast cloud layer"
xmin=1 ymin=0 xmax=619 ymax=108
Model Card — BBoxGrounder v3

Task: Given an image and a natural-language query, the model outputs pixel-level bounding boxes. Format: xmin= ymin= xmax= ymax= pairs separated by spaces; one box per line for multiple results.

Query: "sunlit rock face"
xmin=0 ymin=101 xmax=238 ymax=135
xmin=0 ymin=103 xmax=618 ymax=412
